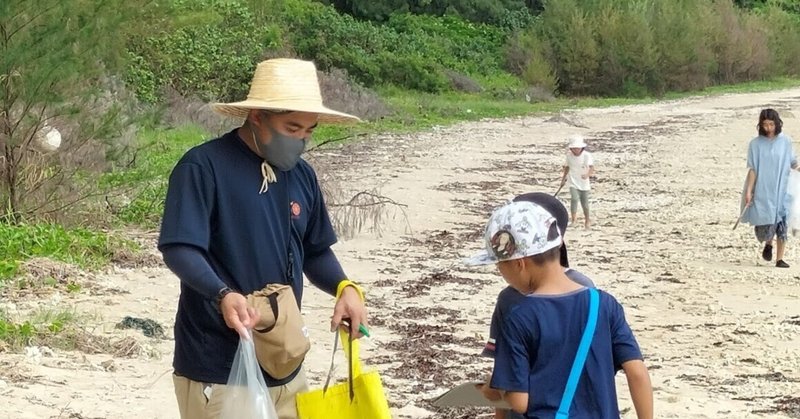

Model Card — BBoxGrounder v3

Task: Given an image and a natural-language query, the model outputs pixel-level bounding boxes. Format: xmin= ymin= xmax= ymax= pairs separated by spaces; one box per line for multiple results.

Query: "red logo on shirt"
xmin=290 ymin=201 xmax=301 ymax=219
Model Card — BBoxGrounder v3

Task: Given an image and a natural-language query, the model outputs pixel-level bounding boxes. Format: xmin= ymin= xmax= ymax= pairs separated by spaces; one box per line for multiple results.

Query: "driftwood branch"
xmin=329 ymin=191 xmax=408 ymax=209
xmin=327 ymin=189 xmax=412 ymax=239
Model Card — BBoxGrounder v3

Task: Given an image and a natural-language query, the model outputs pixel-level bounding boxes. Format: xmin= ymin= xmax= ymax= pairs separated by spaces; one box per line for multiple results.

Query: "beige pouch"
xmin=246 ymin=284 xmax=310 ymax=380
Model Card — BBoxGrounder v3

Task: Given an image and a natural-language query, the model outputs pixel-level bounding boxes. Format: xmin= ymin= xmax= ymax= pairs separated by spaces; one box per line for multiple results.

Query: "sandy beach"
xmin=2 ymin=87 xmax=800 ymax=418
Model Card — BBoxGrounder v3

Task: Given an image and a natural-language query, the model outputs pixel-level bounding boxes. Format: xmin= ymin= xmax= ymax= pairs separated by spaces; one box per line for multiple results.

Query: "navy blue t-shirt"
xmin=483 ymin=269 xmax=595 ymax=358
xmin=491 ymin=288 xmax=642 ymax=418
xmin=158 ymin=129 xmax=337 ymax=385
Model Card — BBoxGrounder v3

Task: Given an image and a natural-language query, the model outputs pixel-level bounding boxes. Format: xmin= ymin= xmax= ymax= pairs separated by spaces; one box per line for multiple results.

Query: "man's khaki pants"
xmin=173 ymin=370 xmax=308 ymax=419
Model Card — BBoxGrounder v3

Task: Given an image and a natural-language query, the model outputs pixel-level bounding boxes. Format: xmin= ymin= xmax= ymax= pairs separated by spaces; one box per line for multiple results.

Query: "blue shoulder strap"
xmin=556 ymin=288 xmax=600 ymax=419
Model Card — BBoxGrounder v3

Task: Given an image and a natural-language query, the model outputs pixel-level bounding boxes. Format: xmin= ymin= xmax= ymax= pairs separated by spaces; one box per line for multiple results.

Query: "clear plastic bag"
xmin=220 ymin=333 xmax=279 ymax=419
xmin=788 ymin=171 xmax=800 ymax=237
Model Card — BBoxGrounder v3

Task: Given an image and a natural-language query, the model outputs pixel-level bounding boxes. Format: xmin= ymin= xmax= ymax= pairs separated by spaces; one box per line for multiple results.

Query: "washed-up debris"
xmin=774 ymin=396 xmax=800 ymax=417
xmin=736 ymin=372 xmax=800 ymax=383
xmin=115 ymin=316 xmax=166 ymax=339
xmin=753 ymin=396 xmax=800 ymax=417
xmin=545 ymin=114 xmax=589 ymax=129
xmin=784 ymin=316 xmax=800 ymax=326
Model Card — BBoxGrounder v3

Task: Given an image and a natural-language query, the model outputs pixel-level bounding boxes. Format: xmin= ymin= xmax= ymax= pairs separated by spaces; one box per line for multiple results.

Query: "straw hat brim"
xmin=211 ymin=99 xmax=360 ymax=123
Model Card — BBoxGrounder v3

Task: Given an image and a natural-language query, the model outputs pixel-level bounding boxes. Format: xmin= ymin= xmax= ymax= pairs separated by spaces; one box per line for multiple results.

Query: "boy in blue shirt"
xmin=467 ymin=201 xmax=653 ymax=418
xmin=482 ymin=193 xmax=594 ymax=419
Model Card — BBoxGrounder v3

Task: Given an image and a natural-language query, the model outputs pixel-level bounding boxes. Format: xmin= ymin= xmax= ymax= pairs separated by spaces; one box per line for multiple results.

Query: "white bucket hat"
xmin=211 ymin=58 xmax=361 ymax=123
xmin=568 ymin=135 xmax=587 ymax=148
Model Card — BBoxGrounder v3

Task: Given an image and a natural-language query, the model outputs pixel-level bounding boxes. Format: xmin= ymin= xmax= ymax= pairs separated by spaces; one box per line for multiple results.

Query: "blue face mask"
xmin=252 ymin=125 xmax=307 ymax=171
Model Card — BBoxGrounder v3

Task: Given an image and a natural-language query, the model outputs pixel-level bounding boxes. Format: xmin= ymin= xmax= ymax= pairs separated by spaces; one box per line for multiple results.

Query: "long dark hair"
xmin=758 ymin=108 xmax=783 ymax=137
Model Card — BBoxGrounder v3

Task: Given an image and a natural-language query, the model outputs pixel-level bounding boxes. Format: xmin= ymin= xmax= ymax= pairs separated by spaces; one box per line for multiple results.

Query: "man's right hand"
xmin=745 ymin=190 xmax=753 ymax=206
xmin=220 ymin=292 xmax=259 ymax=339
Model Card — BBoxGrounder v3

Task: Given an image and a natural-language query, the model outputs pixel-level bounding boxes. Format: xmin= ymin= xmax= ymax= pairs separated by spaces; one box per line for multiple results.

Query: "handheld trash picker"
xmin=554 ymin=178 xmax=567 ymax=197
xmin=733 ymin=204 xmax=749 ymax=230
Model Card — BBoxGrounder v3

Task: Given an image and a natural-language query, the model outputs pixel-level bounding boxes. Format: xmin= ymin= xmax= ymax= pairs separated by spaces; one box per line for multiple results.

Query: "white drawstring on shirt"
xmin=251 ymin=130 xmax=277 ymax=194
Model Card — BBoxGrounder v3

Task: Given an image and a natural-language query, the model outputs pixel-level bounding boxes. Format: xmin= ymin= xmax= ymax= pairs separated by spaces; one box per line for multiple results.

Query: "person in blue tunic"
xmin=158 ymin=58 xmax=369 ymax=419
xmin=742 ymin=108 xmax=798 ymax=268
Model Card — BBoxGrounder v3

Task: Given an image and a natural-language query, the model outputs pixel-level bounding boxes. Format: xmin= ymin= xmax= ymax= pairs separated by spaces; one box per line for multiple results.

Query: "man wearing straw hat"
xmin=158 ymin=58 xmax=368 ymax=418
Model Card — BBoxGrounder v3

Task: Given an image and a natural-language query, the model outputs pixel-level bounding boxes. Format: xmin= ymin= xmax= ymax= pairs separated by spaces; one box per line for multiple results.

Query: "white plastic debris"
xmin=34 ymin=124 xmax=62 ymax=152
xmin=24 ymin=346 xmax=42 ymax=365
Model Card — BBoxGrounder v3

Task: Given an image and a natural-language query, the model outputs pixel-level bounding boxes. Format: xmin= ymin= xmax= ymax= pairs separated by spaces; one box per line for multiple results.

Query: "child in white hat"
xmin=561 ymin=135 xmax=595 ymax=228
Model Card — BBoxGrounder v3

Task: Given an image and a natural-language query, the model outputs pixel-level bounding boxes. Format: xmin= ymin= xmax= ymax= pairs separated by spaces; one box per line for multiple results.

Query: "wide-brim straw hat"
xmin=211 ymin=58 xmax=360 ymax=124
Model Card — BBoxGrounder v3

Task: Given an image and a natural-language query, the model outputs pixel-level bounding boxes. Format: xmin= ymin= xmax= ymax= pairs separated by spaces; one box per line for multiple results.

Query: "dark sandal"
xmin=763 ymin=244 xmax=773 ymax=262
xmin=776 ymin=260 xmax=790 ymax=268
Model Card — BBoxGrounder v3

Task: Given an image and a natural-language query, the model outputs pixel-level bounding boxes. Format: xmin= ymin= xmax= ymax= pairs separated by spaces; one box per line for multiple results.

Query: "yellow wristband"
xmin=336 ymin=279 xmax=364 ymax=301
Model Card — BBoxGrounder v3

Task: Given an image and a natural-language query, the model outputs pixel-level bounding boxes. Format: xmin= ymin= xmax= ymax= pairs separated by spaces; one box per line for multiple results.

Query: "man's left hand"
xmin=331 ymin=286 xmax=369 ymax=338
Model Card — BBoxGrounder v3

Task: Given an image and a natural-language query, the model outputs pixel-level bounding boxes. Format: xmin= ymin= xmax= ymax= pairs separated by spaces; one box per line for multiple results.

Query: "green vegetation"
xmin=0 ymin=308 xmax=141 ymax=355
xmin=513 ymin=0 xmax=800 ymax=97
xmin=0 ymin=222 xmax=130 ymax=280
xmin=101 ymin=126 xmax=210 ymax=227
xmin=0 ymin=308 xmax=80 ymax=351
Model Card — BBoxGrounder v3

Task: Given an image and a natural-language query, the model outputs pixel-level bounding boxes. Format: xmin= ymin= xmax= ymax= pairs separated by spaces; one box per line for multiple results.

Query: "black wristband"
xmin=215 ymin=286 xmax=234 ymax=308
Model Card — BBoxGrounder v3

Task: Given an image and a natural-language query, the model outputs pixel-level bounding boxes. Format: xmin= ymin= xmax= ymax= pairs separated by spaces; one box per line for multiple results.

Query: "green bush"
xmin=319 ymin=0 xmax=537 ymax=26
xmin=591 ymin=1 xmax=659 ymax=96
xmin=707 ymin=0 xmax=768 ymax=84
xmin=648 ymin=0 xmax=715 ymax=92
xmin=761 ymin=5 xmax=800 ymax=76
xmin=269 ymin=0 xmax=512 ymax=92
xmin=126 ymin=0 xmax=281 ymax=103
xmin=385 ymin=14 xmax=507 ymax=75
xmin=495 ymin=7 xmax=539 ymax=31
xmin=504 ymin=31 xmax=558 ymax=93
xmin=377 ymin=53 xmax=450 ymax=92
xmin=539 ymin=1 xmax=601 ymax=94
xmin=282 ymin=2 xmax=395 ymax=85
xmin=514 ymin=0 xmax=800 ymax=96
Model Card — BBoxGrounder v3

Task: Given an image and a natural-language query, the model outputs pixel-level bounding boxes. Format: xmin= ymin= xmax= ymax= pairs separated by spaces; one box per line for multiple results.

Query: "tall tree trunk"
xmin=3 ymin=145 xmax=19 ymax=224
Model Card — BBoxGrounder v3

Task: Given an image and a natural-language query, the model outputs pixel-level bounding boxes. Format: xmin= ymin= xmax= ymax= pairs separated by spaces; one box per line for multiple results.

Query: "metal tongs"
xmin=322 ymin=320 xmax=355 ymax=402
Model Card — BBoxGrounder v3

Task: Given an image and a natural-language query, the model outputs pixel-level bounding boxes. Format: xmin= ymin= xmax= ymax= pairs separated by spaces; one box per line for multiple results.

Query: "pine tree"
xmin=0 ymin=0 xmax=145 ymax=223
